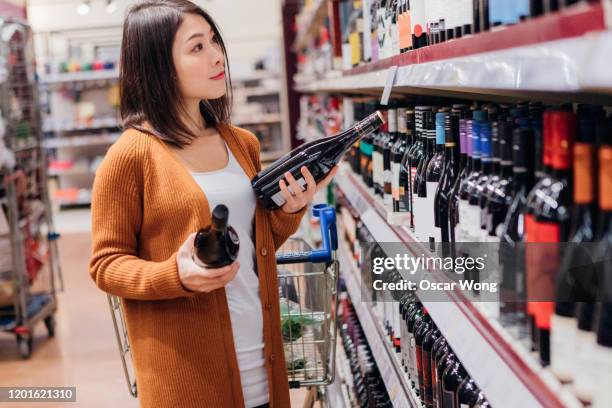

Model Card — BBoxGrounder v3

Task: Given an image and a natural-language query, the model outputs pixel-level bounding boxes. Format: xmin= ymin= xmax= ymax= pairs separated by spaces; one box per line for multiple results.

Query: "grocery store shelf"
xmin=48 ymin=168 xmax=95 ymax=177
xmin=338 ymin=239 xmax=422 ymax=408
xmin=334 ymin=164 xmax=582 ymax=408
xmin=293 ymin=0 xmax=328 ymax=51
xmin=232 ymin=113 xmax=281 ymax=126
xmin=39 ymin=69 xmax=119 ymax=84
xmin=43 ymin=133 xmax=120 ymax=149
xmin=43 ymin=121 xmax=120 ymax=133
xmin=295 ymin=4 xmax=612 ymax=99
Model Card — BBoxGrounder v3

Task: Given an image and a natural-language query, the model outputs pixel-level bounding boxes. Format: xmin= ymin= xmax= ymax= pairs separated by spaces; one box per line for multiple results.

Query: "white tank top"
xmin=191 ymin=141 xmax=269 ymax=408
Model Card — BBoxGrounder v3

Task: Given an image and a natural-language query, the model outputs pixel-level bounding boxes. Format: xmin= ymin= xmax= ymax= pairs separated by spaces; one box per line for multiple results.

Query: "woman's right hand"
xmin=177 ymin=233 xmax=240 ymax=293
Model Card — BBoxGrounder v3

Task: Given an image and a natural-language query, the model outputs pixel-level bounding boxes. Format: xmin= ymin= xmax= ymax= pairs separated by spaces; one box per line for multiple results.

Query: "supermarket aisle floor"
xmin=0 ymin=210 xmax=311 ymax=407
xmin=0 ymin=232 xmax=138 ymax=408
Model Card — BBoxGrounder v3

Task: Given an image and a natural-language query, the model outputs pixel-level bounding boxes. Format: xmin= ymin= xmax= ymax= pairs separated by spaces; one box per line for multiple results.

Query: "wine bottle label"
xmin=574 ymin=143 xmax=594 ymax=204
xmin=460 ymin=404 xmax=470 ymax=408
xmin=384 ymin=11 xmax=395 ymax=58
xmin=270 ymin=176 xmax=307 ymax=206
xmin=525 ymin=218 xmax=560 ymax=330
xmin=372 ymin=151 xmax=381 ymax=186
xmin=392 ymin=161 xmax=401 ymax=200
xmin=591 ymin=344 xmax=612 ymax=408
xmin=574 ymin=330 xmax=598 ymax=403
xmin=393 ymin=301 xmax=401 ymax=345
xmin=341 ymin=42 xmax=352 ymax=70
xmin=413 ymin=196 xmax=426 ymax=241
xmin=426 ymin=182 xmax=440 ymax=242
xmin=384 ymin=169 xmax=393 ymax=205
xmin=457 ymin=201 xmax=480 ymax=242
xmin=371 ymin=31 xmax=379 ymax=62
xmin=600 ymin=146 xmax=612 ymax=210
xmin=391 ymin=21 xmax=399 ymax=56
xmin=551 ymin=314 xmax=577 ymax=382
xmin=442 ymin=390 xmax=456 ymax=408
xmin=362 ymin=0 xmax=373 ymax=61
xmin=410 ymin=335 xmax=418 ymax=379
xmin=398 ymin=8 xmax=412 ymax=49
xmin=377 ymin=8 xmax=387 ymax=59
xmin=349 ymin=31 xmax=361 ymax=66
xmin=374 ymin=152 xmax=385 ymax=186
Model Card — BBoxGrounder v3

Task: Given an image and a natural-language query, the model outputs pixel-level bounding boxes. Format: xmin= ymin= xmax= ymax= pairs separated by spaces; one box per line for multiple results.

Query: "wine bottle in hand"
xmin=252 ymin=111 xmax=385 ymax=210
xmin=194 ymin=204 xmax=240 ymax=268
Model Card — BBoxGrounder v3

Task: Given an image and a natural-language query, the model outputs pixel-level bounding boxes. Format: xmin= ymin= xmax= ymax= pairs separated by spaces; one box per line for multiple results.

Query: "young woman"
xmin=88 ymin=1 xmax=337 ymax=407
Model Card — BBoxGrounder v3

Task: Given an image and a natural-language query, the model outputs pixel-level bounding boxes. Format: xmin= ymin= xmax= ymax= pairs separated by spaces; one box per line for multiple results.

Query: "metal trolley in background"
xmin=108 ymin=203 xmax=340 ymax=407
xmin=0 ymin=18 xmax=63 ymax=359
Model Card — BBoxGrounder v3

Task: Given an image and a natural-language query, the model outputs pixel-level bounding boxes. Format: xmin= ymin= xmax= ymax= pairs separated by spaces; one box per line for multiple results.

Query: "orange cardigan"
xmin=89 ymin=124 xmax=306 ymax=407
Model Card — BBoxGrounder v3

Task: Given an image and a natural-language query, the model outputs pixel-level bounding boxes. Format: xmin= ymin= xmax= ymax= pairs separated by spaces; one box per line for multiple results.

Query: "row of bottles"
xmin=337 ymin=204 xmax=493 ymax=408
xmin=335 ymin=0 xmax=595 ymax=70
xmin=340 ymin=295 xmax=394 ymax=407
xmin=336 ymin=96 xmax=612 ymax=407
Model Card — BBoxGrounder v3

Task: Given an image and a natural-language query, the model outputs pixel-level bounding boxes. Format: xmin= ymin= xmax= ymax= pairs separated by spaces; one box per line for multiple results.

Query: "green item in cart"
xmin=281 ymin=317 xmax=303 ymax=342
xmin=286 ymin=358 xmax=307 ymax=371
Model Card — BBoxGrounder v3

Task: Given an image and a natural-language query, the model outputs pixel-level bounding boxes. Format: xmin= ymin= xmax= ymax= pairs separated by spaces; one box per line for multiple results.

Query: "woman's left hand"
xmin=278 ymin=165 xmax=339 ymax=214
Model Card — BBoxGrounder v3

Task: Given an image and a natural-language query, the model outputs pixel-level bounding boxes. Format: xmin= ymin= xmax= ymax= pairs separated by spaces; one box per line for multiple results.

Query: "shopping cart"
xmin=108 ymin=203 xmax=340 ymax=406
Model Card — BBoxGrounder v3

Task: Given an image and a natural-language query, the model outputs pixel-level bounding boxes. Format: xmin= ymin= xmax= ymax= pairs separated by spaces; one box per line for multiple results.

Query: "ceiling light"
xmin=106 ymin=0 xmax=117 ymax=14
xmin=77 ymin=1 xmax=90 ymax=15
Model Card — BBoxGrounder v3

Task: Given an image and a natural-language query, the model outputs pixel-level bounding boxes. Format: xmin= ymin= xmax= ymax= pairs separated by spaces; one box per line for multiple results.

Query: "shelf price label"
xmin=380 ymin=65 xmax=399 ymax=106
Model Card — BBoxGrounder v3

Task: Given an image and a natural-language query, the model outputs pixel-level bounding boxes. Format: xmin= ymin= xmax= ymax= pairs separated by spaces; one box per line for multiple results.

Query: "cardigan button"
xmin=265 ymin=303 xmax=272 ymax=311
xmin=260 ymin=247 xmax=268 ymax=256
xmin=269 ymin=354 xmax=275 ymax=362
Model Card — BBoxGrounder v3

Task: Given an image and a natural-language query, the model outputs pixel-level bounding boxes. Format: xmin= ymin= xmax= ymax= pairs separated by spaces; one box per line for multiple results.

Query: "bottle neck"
xmin=459 ymin=153 xmax=468 ymax=171
xmin=597 ymin=210 xmax=612 ymax=240
xmin=500 ymin=163 xmax=513 ymax=178
xmin=480 ymin=159 xmax=492 ymax=175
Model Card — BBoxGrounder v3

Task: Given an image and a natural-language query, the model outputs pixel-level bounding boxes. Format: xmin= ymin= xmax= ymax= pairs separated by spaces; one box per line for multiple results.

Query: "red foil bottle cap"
xmin=380 ymin=110 xmax=389 ymax=133
xmin=543 ymin=111 xmax=553 ymax=167
xmin=549 ymin=111 xmax=576 ymax=170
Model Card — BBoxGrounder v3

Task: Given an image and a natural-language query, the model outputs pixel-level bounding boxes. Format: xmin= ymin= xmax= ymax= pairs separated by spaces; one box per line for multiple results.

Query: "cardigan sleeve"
xmin=241 ymin=127 xmax=307 ymax=250
xmin=88 ymin=137 xmax=195 ymax=301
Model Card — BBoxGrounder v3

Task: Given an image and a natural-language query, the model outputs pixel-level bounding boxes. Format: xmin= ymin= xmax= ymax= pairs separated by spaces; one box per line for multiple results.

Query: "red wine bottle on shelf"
xmin=437 ymin=112 xmax=461 ymax=246
xmin=457 ymin=377 xmax=480 ymax=408
xmin=414 ymin=108 xmax=436 ymax=241
xmin=407 ymin=301 xmax=424 ymax=389
xmin=415 ymin=311 xmax=432 ymax=398
xmin=472 ymin=116 xmax=494 ymax=244
xmin=392 ymin=108 xmax=407 ymax=213
xmin=551 ymin=106 xmax=603 ymax=384
xmin=591 ymin=120 xmax=612 ymax=408
xmin=484 ymin=121 xmax=515 ymax=242
xmin=425 ymin=111 xmax=448 ymax=247
xmin=422 ymin=327 xmax=441 ymax=407
xmin=458 ymin=110 xmax=486 ymax=244
xmin=441 ymin=361 xmax=467 ymax=408
xmin=479 ymin=107 xmax=507 ymax=241
xmin=384 ymin=106 xmax=399 ymax=206
xmin=252 ymin=111 xmax=384 ymax=209
xmin=430 ymin=336 xmax=448 ymax=408
xmin=525 ymin=110 xmax=576 ymax=366
xmin=405 ymin=108 xmax=423 ymax=229
xmin=499 ymin=127 xmax=535 ymax=332
xmin=398 ymin=109 xmax=415 ymax=217
xmin=194 ymin=204 xmax=240 ymax=268
xmin=450 ymin=114 xmax=473 ymax=247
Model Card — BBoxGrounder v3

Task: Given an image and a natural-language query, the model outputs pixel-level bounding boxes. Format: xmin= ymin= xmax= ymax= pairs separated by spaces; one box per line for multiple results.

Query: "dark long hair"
xmin=119 ymin=0 xmax=232 ymax=147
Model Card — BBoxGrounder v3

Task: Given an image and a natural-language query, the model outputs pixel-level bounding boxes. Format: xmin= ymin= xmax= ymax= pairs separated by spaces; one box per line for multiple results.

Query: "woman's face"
xmin=172 ymin=13 xmax=226 ymax=103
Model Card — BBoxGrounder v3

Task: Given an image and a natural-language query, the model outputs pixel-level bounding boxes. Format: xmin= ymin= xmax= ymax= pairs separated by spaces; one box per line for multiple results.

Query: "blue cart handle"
xmin=276 ymin=203 xmax=338 ymax=265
